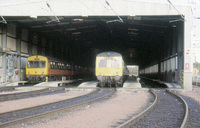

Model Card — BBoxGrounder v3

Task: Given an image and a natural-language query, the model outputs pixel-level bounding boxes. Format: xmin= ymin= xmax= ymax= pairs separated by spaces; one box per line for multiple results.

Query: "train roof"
xmin=28 ymin=55 xmax=71 ymax=63
xmin=97 ymin=51 xmax=122 ymax=57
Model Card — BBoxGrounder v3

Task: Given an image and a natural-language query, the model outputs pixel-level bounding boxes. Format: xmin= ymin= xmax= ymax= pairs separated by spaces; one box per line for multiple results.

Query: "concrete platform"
xmin=141 ymin=77 xmax=182 ymax=89
xmin=78 ymin=81 xmax=98 ymax=88
xmin=65 ymin=87 xmax=98 ymax=92
xmin=0 ymin=81 xmax=28 ymax=87
xmin=34 ymin=79 xmax=79 ymax=87
xmin=117 ymin=88 xmax=149 ymax=92
xmin=15 ymin=86 xmax=47 ymax=91
xmin=164 ymin=83 xmax=182 ymax=89
xmin=123 ymin=77 xmax=142 ymax=88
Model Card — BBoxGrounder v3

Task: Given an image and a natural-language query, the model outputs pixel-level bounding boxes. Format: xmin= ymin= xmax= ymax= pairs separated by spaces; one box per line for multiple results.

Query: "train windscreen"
xmin=27 ymin=61 xmax=46 ymax=68
xmin=99 ymin=60 xmax=107 ymax=67
xmin=111 ymin=60 xmax=120 ymax=67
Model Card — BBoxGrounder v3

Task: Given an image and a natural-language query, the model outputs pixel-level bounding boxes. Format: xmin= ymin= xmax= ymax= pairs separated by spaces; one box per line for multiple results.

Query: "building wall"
xmin=0 ymin=23 xmax=51 ymax=83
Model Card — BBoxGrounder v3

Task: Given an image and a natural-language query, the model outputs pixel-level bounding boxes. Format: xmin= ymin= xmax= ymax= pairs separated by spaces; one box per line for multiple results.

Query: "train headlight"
xmin=114 ymin=75 xmax=121 ymax=81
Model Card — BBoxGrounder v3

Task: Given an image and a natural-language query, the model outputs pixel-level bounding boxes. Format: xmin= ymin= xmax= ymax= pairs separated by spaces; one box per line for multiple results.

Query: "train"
xmin=26 ymin=55 xmax=90 ymax=82
xmin=95 ymin=51 xmax=129 ymax=87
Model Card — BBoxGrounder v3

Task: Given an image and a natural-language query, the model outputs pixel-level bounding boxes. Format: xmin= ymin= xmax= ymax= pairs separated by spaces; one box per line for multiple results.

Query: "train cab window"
xmin=27 ymin=61 xmax=33 ymax=68
xmin=99 ymin=60 xmax=107 ymax=67
xmin=27 ymin=61 xmax=46 ymax=68
xmin=40 ymin=61 xmax=46 ymax=68
xmin=34 ymin=61 xmax=39 ymax=67
xmin=111 ymin=60 xmax=120 ymax=67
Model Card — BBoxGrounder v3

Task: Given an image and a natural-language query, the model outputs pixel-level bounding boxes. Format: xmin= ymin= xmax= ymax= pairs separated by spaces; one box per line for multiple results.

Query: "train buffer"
xmin=78 ymin=81 xmax=98 ymax=88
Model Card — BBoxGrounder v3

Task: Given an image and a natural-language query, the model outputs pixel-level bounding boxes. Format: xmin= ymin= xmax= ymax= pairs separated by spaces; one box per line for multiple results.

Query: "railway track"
xmin=0 ymin=87 xmax=15 ymax=92
xmin=0 ymin=88 xmax=115 ymax=127
xmin=0 ymin=87 xmax=65 ymax=102
xmin=118 ymin=89 xmax=188 ymax=128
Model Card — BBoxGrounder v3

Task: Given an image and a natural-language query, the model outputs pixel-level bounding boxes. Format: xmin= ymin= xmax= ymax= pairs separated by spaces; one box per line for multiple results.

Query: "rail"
xmin=117 ymin=89 xmax=188 ymax=128
xmin=0 ymin=88 xmax=115 ymax=127
xmin=117 ymin=90 xmax=157 ymax=128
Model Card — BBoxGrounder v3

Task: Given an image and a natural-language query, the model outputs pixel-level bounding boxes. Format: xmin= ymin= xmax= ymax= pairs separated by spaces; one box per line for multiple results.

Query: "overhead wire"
xmin=78 ymin=0 xmax=117 ymax=41
xmin=0 ymin=16 xmax=7 ymax=24
xmin=46 ymin=1 xmax=60 ymax=23
xmin=166 ymin=0 xmax=185 ymax=22
xmin=105 ymin=0 xmax=123 ymax=23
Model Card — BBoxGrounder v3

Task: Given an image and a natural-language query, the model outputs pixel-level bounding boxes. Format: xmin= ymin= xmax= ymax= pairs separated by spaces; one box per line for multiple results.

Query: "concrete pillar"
xmin=177 ymin=22 xmax=184 ymax=87
xmin=1 ymin=26 xmax=7 ymax=82
xmin=17 ymin=24 xmax=21 ymax=81
xmin=28 ymin=31 xmax=32 ymax=56
xmin=183 ymin=12 xmax=193 ymax=91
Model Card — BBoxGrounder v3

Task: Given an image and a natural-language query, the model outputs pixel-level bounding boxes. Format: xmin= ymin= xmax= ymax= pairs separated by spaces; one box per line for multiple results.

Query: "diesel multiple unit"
xmin=95 ymin=51 xmax=129 ymax=87
xmin=26 ymin=55 xmax=88 ymax=82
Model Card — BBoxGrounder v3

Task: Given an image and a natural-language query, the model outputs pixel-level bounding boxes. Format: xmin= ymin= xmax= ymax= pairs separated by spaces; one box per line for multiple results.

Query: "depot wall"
xmin=0 ymin=23 xmax=60 ymax=82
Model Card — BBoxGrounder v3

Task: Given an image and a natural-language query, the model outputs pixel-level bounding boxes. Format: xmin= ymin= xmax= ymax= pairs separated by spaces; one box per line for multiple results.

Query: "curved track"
xmin=0 ymin=88 xmax=115 ymax=127
xmin=118 ymin=89 xmax=188 ymax=128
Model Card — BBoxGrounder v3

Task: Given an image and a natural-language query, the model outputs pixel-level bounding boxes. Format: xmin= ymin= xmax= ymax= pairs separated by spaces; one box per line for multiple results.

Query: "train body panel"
xmin=47 ymin=60 xmax=71 ymax=76
xmin=95 ymin=51 xmax=129 ymax=87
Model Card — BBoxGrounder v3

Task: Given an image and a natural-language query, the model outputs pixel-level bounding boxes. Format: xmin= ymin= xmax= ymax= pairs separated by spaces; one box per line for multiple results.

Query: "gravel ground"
xmin=25 ymin=91 xmax=153 ymax=128
xmin=0 ymin=91 xmax=89 ymax=113
xmin=177 ymin=86 xmax=200 ymax=128
xmin=131 ymin=90 xmax=185 ymax=128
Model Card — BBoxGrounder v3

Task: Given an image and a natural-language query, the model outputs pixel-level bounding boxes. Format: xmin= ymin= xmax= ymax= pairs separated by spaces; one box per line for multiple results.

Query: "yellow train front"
xmin=95 ymin=51 xmax=129 ymax=87
xmin=26 ymin=55 xmax=49 ymax=82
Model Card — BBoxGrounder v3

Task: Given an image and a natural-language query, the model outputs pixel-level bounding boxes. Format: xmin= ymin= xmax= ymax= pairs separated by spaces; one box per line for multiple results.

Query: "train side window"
xmin=66 ymin=64 xmax=70 ymax=70
xmin=99 ymin=60 xmax=107 ymax=67
xmin=74 ymin=65 xmax=77 ymax=71
xmin=111 ymin=60 xmax=120 ymax=67
xmin=50 ymin=62 xmax=53 ymax=69
xmin=62 ymin=63 xmax=65 ymax=69
xmin=40 ymin=61 xmax=46 ymax=68
xmin=66 ymin=64 xmax=68 ymax=69
xmin=55 ymin=62 xmax=58 ymax=69
xmin=53 ymin=62 xmax=56 ymax=69
xmin=58 ymin=63 xmax=60 ymax=69
xmin=63 ymin=63 xmax=65 ymax=69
